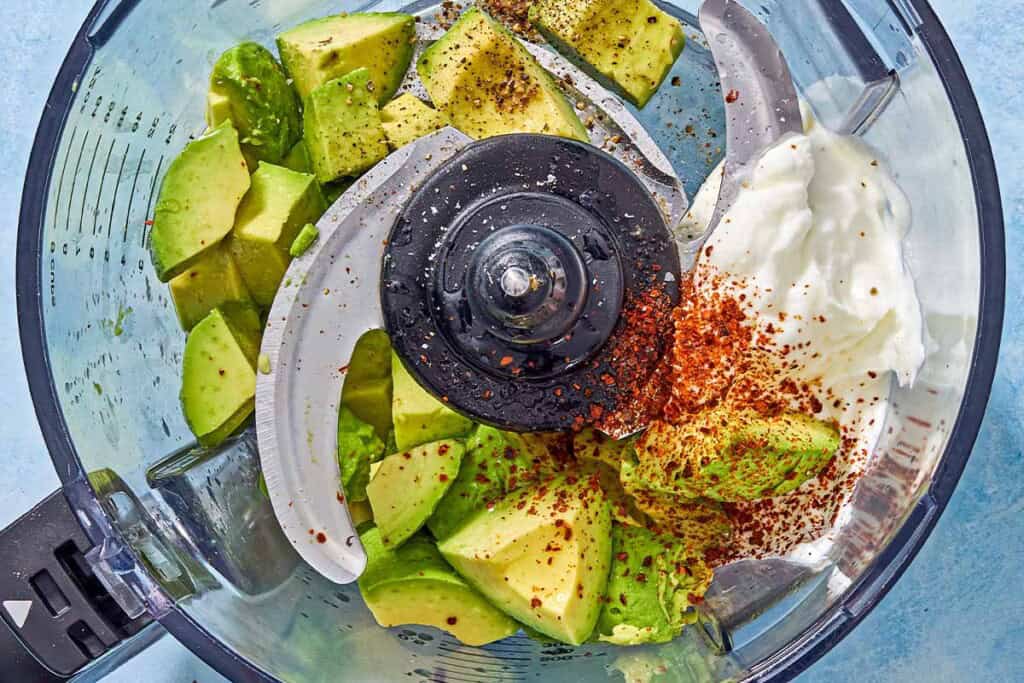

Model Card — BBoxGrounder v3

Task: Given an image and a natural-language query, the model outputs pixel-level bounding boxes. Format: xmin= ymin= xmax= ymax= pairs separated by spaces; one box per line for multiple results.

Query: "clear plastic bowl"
xmin=16 ymin=0 xmax=1003 ymax=681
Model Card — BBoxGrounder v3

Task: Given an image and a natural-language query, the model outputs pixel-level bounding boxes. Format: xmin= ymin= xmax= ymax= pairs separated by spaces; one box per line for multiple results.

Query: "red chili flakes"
xmin=615 ymin=551 xmax=629 ymax=562
xmin=530 ymin=597 xmax=543 ymax=609
xmin=336 ymin=492 xmax=345 ymax=504
xmin=725 ymin=89 xmax=740 ymax=103
xmin=619 ymin=593 xmax=628 ymax=606
xmin=316 ymin=532 xmax=327 ymax=544
xmin=499 ymin=356 xmax=514 ymax=367
xmin=641 ymin=555 xmax=653 ymax=568
xmin=475 ymin=474 xmax=491 ymax=484
xmin=635 ymin=573 xmax=647 ymax=583
xmin=446 ymin=616 xmax=458 ymax=626
xmin=438 ymin=473 xmax=449 ymax=483
xmin=687 ymin=592 xmax=704 ymax=605
xmin=438 ymin=444 xmax=450 ymax=455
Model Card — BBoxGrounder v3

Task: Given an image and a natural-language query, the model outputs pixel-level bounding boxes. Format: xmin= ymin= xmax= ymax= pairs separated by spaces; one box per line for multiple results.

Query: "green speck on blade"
xmin=289 ymin=223 xmax=320 ymax=257
xmin=258 ymin=353 xmax=272 ymax=374
xmin=112 ymin=305 xmax=132 ymax=336
xmin=92 ymin=383 xmax=103 ymax=395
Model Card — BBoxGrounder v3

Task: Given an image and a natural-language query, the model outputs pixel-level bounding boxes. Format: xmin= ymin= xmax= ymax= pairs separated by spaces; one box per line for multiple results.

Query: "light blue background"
xmin=0 ymin=1 xmax=1020 ymax=681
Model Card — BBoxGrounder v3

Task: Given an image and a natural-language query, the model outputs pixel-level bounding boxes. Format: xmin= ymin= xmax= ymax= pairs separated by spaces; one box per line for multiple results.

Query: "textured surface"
xmin=0 ymin=1 xmax=1019 ymax=681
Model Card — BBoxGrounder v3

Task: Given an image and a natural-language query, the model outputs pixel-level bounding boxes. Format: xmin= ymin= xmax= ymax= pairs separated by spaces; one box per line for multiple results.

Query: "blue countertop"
xmin=0 ymin=1 xmax=1020 ymax=681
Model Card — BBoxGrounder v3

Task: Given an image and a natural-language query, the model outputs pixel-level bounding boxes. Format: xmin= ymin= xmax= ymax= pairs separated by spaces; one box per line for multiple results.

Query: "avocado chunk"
xmin=628 ymin=409 xmax=840 ymax=502
xmin=439 ymin=474 xmax=612 ymax=645
xmin=428 ymin=425 xmax=571 ymax=540
xmin=181 ymin=305 xmax=262 ymax=447
xmin=337 ymin=406 xmax=386 ymax=502
xmin=392 ymin=352 xmax=474 ymax=450
xmin=595 ymin=525 xmax=712 ymax=645
xmin=150 ymin=122 xmax=251 ymax=281
xmin=207 ymin=42 xmax=302 ymax=164
xmin=380 ymin=94 xmax=449 ymax=149
xmin=623 ymin=487 xmax=733 ymax=553
xmin=417 ymin=8 xmax=588 ymax=141
xmin=341 ymin=329 xmax=394 ymax=439
xmin=281 ymin=140 xmax=313 ymax=174
xmin=289 ymin=223 xmax=319 ymax=257
xmin=168 ymin=244 xmax=252 ymax=331
xmin=277 ymin=12 xmax=415 ymax=102
xmin=529 ymin=0 xmax=684 ymax=108
xmin=574 ymin=428 xmax=636 ymax=471
xmin=227 ymin=162 xmax=326 ymax=307
xmin=303 ymin=69 xmax=389 ymax=184
xmin=366 ymin=439 xmax=464 ymax=547
xmin=358 ymin=527 xmax=519 ymax=646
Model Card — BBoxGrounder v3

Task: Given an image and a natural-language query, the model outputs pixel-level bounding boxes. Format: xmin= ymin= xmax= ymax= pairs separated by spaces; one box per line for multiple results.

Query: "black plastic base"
xmin=382 ymin=134 xmax=680 ymax=431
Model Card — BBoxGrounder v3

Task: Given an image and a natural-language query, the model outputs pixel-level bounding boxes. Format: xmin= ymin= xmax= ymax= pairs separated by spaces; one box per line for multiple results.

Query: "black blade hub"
xmin=382 ymin=134 xmax=680 ymax=432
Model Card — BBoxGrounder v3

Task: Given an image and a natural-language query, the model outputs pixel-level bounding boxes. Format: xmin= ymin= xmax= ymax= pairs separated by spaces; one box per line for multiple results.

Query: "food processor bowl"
xmin=7 ymin=0 xmax=1002 ymax=681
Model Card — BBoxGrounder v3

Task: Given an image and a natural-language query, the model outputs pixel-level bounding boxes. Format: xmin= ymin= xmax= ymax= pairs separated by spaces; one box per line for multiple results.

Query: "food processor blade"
xmin=698 ymin=0 xmax=803 ymax=233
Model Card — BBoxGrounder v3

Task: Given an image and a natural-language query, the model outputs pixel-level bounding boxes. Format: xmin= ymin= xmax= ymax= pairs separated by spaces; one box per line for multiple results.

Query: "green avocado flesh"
xmin=366 ymin=439 xmax=465 ymax=548
xmin=288 ymin=223 xmax=319 ymax=257
xmin=417 ymin=8 xmax=588 ymax=141
xmin=391 ymin=352 xmax=474 ymax=451
xmin=428 ymin=425 xmax=572 ymax=541
xmin=227 ymin=162 xmax=326 ymax=306
xmin=150 ymin=122 xmax=250 ymax=281
xmin=341 ymin=330 xmax=394 ymax=439
xmin=168 ymin=244 xmax=252 ymax=331
xmin=281 ymin=140 xmax=313 ymax=174
xmin=277 ymin=12 xmax=415 ymax=102
xmin=439 ymin=475 xmax=612 ymax=645
xmin=381 ymin=94 xmax=449 ymax=149
xmin=337 ymin=407 xmax=386 ymax=502
xmin=181 ymin=305 xmax=262 ymax=447
xmin=207 ymin=42 xmax=301 ymax=164
xmin=529 ymin=0 xmax=685 ymax=108
xmin=358 ymin=527 xmax=519 ymax=646
xmin=595 ymin=525 xmax=712 ymax=645
xmin=303 ymin=68 xmax=390 ymax=184
xmin=626 ymin=409 xmax=840 ymax=502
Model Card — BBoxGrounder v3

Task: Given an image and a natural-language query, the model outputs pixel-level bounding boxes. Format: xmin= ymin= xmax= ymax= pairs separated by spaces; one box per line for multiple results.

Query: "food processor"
xmin=4 ymin=0 xmax=1004 ymax=681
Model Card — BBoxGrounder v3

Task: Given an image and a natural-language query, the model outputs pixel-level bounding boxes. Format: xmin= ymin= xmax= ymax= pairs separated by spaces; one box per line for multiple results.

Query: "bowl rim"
xmin=14 ymin=1 xmax=1005 ymax=681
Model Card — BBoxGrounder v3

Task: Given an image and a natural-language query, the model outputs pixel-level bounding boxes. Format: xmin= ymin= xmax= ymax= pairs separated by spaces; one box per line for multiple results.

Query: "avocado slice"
xmin=181 ymin=305 xmax=262 ymax=447
xmin=417 ymin=8 xmax=588 ymax=141
xmin=391 ymin=351 xmax=474 ymax=450
xmin=226 ymin=162 xmax=326 ymax=307
xmin=150 ymin=121 xmax=251 ymax=281
xmin=529 ymin=0 xmax=685 ymax=108
xmin=207 ymin=42 xmax=302 ymax=164
xmin=337 ymin=406 xmax=386 ymax=502
xmin=623 ymin=488 xmax=732 ymax=553
xmin=628 ymin=409 xmax=840 ymax=502
xmin=428 ymin=425 xmax=570 ymax=540
xmin=277 ymin=12 xmax=415 ymax=102
xmin=595 ymin=524 xmax=712 ymax=646
xmin=439 ymin=474 xmax=612 ymax=645
xmin=281 ymin=140 xmax=313 ymax=174
xmin=366 ymin=439 xmax=465 ymax=547
xmin=340 ymin=329 xmax=394 ymax=439
xmin=380 ymin=94 xmax=449 ymax=150
xmin=168 ymin=244 xmax=252 ymax=331
xmin=358 ymin=527 xmax=519 ymax=646
xmin=303 ymin=68 xmax=389 ymax=184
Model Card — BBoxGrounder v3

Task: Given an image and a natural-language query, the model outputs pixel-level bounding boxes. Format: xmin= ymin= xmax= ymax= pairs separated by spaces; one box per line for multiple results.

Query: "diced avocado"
xmin=227 ymin=162 xmax=326 ymax=307
xmin=341 ymin=330 xmax=394 ymax=439
xmin=417 ymin=8 xmax=588 ymax=141
xmin=428 ymin=425 xmax=569 ymax=540
xmin=206 ymin=90 xmax=233 ymax=129
xmin=303 ymin=69 xmax=389 ymax=184
xmin=380 ymin=94 xmax=449 ymax=149
xmin=168 ymin=244 xmax=252 ymax=331
xmin=439 ymin=475 xmax=612 ymax=645
xmin=529 ymin=0 xmax=684 ymax=108
xmin=366 ymin=439 xmax=464 ymax=547
xmin=150 ymin=122 xmax=251 ymax=281
xmin=574 ymin=428 xmax=636 ymax=470
xmin=623 ymin=486 xmax=733 ymax=553
xmin=337 ymin=406 xmax=387 ymax=502
xmin=630 ymin=409 xmax=840 ymax=502
xmin=358 ymin=527 xmax=519 ymax=645
xmin=181 ymin=305 xmax=262 ymax=447
xmin=595 ymin=525 xmax=712 ymax=645
xmin=392 ymin=352 xmax=474 ymax=450
xmin=289 ymin=223 xmax=320 ymax=257
xmin=281 ymin=140 xmax=313 ymax=174
xmin=208 ymin=42 xmax=302 ymax=164
xmin=277 ymin=12 xmax=415 ymax=102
